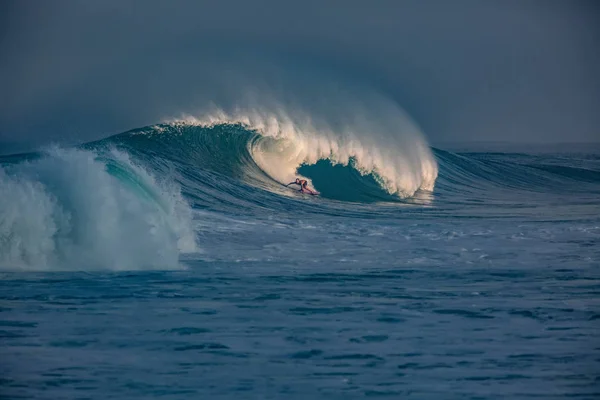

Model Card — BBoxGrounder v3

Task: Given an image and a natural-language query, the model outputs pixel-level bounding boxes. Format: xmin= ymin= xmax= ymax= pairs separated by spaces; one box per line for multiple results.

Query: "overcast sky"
xmin=1 ymin=0 xmax=599 ymax=147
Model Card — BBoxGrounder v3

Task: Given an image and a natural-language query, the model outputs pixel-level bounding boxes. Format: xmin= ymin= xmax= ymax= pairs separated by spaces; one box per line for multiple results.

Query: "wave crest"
xmin=173 ymin=99 xmax=438 ymax=198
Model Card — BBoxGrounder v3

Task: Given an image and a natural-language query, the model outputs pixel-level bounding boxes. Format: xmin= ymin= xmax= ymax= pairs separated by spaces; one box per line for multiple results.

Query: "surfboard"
xmin=285 ymin=183 xmax=319 ymax=195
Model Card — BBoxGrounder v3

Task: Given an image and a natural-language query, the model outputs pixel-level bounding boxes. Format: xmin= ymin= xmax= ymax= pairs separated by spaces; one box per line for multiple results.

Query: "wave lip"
xmin=0 ymin=147 xmax=197 ymax=271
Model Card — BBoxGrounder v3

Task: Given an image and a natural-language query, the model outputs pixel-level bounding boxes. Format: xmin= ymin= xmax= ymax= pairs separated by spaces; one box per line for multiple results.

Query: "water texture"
xmin=1 ymin=119 xmax=599 ymax=399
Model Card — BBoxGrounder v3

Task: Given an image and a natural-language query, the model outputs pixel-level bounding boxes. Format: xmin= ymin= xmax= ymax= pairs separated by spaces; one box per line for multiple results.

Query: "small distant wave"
xmin=433 ymin=148 xmax=600 ymax=198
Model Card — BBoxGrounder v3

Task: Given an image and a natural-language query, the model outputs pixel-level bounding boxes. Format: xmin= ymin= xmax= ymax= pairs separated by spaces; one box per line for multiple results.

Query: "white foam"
xmin=0 ymin=147 xmax=197 ymax=271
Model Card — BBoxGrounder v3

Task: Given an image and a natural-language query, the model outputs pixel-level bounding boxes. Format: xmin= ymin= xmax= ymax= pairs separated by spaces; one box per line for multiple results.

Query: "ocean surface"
xmin=1 ymin=119 xmax=599 ymax=399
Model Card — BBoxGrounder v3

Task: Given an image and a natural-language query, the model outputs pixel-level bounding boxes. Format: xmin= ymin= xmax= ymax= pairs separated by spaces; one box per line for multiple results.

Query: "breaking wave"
xmin=0 ymin=147 xmax=197 ymax=271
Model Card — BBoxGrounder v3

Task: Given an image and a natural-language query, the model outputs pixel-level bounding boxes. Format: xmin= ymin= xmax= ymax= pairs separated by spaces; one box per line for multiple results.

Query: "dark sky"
xmin=1 ymin=0 xmax=599 ymax=146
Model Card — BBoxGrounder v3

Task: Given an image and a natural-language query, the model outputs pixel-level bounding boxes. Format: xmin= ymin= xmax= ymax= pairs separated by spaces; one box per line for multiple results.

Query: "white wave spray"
xmin=0 ymin=147 xmax=197 ymax=271
xmin=173 ymin=89 xmax=438 ymax=198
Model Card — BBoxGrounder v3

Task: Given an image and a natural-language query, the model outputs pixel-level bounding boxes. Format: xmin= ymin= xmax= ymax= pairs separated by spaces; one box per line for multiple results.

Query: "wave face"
xmin=102 ymin=119 xmax=437 ymax=205
xmin=0 ymin=148 xmax=197 ymax=271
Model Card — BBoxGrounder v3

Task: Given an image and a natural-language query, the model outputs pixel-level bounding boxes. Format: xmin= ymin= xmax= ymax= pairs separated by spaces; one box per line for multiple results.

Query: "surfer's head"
xmin=295 ymin=178 xmax=300 ymax=184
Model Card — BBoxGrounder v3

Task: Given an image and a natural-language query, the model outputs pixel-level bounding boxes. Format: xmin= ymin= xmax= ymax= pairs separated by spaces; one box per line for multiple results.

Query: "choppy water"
xmin=1 ymin=121 xmax=599 ymax=399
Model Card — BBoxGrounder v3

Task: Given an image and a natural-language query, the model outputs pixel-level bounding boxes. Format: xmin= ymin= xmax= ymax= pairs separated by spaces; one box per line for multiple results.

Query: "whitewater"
xmin=1 ymin=104 xmax=599 ymax=398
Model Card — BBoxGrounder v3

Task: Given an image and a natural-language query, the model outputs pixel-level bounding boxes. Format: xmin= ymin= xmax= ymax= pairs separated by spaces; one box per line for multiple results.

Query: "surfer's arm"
xmin=286 ymin=182 xmax=297 ymax=187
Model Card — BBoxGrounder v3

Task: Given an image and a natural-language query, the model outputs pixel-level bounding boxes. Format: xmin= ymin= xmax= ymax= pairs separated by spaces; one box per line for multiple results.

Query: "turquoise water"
xmin=1 ymin=123 xmax=599 ymax=399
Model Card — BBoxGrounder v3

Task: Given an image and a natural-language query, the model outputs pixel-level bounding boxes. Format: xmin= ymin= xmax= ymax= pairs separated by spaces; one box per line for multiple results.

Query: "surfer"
xmin=286 ymin=178 xmax=317 ymax=195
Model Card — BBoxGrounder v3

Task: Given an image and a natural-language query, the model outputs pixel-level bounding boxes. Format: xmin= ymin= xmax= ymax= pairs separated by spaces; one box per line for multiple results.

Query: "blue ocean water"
xmin=1 ymin=121 xmax=599 ymax=399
